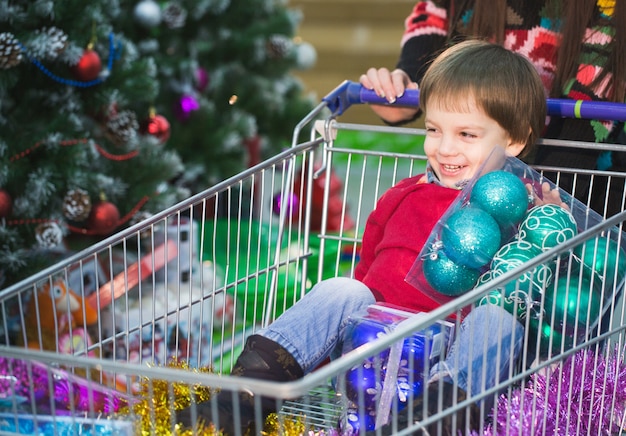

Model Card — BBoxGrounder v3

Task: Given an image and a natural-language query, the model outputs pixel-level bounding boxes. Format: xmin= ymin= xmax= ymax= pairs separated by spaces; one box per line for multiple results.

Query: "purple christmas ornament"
xmin=273 ymin=192 xmax=299 ymax=218
xmin=174 ymin=94 xmax=200 ymax=121
xmin=194 ymin=67 xmax=209 ymax=92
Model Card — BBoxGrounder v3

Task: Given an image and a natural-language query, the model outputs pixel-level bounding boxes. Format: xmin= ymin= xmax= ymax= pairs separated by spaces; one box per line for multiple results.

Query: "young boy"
xmin=178 ymin=40 xmax=548 ymax=435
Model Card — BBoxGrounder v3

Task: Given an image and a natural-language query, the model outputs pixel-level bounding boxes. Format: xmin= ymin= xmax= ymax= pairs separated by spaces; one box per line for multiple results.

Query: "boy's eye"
xmin=460 ymin=131 xmax=477 ymax=138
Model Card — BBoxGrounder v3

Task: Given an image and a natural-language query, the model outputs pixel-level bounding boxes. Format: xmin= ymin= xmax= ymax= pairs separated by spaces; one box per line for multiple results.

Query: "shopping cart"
xmin=1 ymin=81 xmax=626 ymax=435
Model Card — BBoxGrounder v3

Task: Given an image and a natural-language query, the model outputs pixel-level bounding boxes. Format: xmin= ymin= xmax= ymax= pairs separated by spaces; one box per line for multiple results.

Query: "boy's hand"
xmin=526 ymin=182 xmax=569 ymax=210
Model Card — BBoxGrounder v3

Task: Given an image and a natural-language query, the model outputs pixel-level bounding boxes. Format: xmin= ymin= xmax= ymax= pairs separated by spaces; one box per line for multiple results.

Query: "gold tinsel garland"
xmin=262 ymin=414 xmax=307 ymax=435
xmin=116 ymin=359 xmax=314 ymax=436
xmin=117 ymin=359 xmax=219 ymax=435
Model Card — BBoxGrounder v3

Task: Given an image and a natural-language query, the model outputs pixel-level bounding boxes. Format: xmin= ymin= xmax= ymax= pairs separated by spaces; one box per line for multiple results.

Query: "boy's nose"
xmin=438 ymin=135 xmax=458 ymax=156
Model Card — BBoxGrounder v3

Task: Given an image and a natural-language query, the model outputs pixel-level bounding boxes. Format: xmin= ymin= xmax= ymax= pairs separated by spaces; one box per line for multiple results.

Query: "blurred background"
xmin=291 ymin=0 xmax=416 ymax=125
xmin=0 ymin=0 xmax=419 ymax=287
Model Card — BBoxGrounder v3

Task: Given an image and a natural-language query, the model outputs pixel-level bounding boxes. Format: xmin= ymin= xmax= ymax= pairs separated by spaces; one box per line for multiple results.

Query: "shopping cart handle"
xmin=545 ymin=99 xmax=626 ymax=121
xmin=323 ymin=80 xmax=626 ymax=121
xmin=322 ymin=80 xmax=418 ymax=116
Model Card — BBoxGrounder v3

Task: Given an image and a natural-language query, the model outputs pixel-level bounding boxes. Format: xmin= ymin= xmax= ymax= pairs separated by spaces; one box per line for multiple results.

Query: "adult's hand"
xmin=359 ymin=68 xmax=420 ymax=124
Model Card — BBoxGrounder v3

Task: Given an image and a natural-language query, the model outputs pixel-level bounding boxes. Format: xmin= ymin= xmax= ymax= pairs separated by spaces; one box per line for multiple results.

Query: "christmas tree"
xmin=121 ymin=0 xmax=317 ymax=191
xmin=0 ymin=0 xmax=317 ymax=288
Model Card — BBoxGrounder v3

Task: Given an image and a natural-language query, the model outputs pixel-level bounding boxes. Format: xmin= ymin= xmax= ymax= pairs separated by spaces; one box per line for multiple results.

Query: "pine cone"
xmin=106 ymin=109 xmax=139 ymax=146
xmin=63 ymin=188 xmax=92 ymax=222
xmin=37 ymin=26 xmax=68 ymax=57
xmin=129 ymin=210 xmax=154 ymax=239
xmin=162 ymin=2 xmax=187 ymax=29
xmin=35 ymin=222 xmax=63 ymax=249
xmin=0 ymin=32 xmax=23 ymax=69
xmin=266 ymin=35 xmax=294 ymax=60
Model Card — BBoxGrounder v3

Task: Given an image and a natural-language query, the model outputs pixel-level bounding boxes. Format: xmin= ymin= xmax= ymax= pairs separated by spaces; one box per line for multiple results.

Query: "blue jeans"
xmin=258 ymin=277 xmax=524 ymax=402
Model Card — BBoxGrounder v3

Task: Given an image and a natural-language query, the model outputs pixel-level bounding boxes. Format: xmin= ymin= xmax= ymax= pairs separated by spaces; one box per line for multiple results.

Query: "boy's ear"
xmin=506 ymin=128 xmax=531 ymax=157
xmin=506 ymin=140 xmax=526 ymax=157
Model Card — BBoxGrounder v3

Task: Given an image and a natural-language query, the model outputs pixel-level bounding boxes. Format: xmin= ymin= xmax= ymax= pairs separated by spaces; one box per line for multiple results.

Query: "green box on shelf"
xmin=201 ymin=220 xmax=340 ymax=324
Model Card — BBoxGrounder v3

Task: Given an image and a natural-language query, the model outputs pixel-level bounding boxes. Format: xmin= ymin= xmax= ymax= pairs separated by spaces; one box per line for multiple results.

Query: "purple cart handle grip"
xmin=323 ymin=80 xmax=626 ymax=121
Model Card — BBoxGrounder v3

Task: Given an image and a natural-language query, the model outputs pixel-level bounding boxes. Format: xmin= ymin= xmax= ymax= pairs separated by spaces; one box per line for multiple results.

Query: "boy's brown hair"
xmin=419 ymin=39 xmax=547 ymax=157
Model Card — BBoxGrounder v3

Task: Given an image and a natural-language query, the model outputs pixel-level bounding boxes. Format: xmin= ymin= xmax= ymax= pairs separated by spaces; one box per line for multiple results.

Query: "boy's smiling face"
xmin=423 ymin=97 xmax=526 ymax=189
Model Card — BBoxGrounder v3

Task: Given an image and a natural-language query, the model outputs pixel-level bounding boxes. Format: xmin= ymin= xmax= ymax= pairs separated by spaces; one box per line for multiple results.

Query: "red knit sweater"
xmin=354 ymin=175 xmax=460 ymax=313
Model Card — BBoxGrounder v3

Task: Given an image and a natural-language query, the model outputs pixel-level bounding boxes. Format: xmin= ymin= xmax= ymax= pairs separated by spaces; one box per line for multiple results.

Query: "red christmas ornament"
xmin=71 ymin=49 xmax=102 ymax=82
xmin=88 ymin=200 xmax=120 ymax=235
xmin=0 ymin=189 xmax=12 ymax=218
xmin=141 ymin=114 xmax=171 ymax=143
xmin=292 ymin=164 xmax=355 ymax=232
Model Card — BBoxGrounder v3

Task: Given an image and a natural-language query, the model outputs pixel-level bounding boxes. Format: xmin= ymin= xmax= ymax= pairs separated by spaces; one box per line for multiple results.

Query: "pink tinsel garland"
xmin=0 ymin=356 xmax=128 ymax=415
xmin=480 ymin=349 xmax=626 ymax=435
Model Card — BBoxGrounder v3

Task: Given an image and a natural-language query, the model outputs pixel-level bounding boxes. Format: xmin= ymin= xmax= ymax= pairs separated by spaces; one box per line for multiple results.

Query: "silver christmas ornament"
xmin=134 ymin=0 xmax=162 ymax=28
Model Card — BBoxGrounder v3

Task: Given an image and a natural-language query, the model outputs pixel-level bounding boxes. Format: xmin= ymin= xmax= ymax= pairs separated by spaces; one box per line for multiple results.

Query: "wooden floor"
xmin=290 ymin=0 xmax=421 ymax=126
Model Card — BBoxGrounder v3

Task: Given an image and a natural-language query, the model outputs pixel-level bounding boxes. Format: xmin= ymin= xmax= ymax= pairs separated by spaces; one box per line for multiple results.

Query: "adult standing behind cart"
xmin=361 ymin=0 xmax=626 ymax=217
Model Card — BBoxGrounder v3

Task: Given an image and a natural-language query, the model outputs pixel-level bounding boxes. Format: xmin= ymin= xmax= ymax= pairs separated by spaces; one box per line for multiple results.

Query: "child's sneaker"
xmin=176 ymin=334 xmax=303 ymax=435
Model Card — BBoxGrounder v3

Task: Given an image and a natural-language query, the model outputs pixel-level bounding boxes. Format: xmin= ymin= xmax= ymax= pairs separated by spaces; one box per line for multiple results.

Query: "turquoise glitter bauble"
xmin=475 ymin=270 xmax=540 ymax=320
xmin=518 ymin=204 xmax=578 ymax=251
xmin=490 ymin=240 xmax=554 ymax=297
xmin=574 ymin=237 xmax=626 ymax=289
xmin=470 ymin=170 xmax=529 ymax=229
xmin=423 ymin=249 xmax=480 ymax=296
xmin=441 ymin=206 xmax=502 ymax=269
xmin=545 ymin=273 xmax=603 ymax=334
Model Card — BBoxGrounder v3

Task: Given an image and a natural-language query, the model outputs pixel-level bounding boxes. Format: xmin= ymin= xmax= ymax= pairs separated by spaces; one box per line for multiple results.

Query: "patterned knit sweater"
xmin=397 ymin=0 xmax=622 ymax=167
